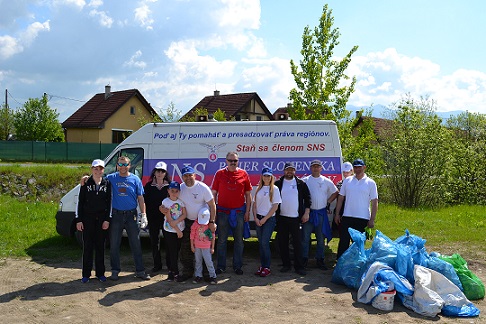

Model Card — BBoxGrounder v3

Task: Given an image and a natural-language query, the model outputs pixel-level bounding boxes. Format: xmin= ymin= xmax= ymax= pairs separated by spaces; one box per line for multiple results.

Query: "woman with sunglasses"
xmin=143 ymin=161 xmax=171 ymax=274
xmin=252 ymin=167 xmax=281 ymax=277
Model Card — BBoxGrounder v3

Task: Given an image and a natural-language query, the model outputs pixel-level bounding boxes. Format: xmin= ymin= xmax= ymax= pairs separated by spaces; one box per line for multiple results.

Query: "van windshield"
xmin=105 ymin=147 xmax=144 ymax=180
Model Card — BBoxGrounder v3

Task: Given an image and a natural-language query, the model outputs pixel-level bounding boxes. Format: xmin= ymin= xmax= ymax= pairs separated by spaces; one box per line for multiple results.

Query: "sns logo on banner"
xmin=200 ymin=143 xmax=226 ymax=162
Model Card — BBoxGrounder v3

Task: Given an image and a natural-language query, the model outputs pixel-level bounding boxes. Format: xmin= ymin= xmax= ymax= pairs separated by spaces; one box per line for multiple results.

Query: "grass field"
xmin=1 ymin=193 xmax=484 ymax=264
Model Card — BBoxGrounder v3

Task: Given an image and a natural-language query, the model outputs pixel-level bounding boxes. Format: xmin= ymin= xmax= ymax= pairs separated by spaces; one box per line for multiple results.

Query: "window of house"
xmin=112 ymin=130 xmax=132 ymax=144
xmin=235 ymin=115 xmax=241 ymax=121
xmin=256 ymin=116 xmax=262 ymax=121
xmin=130 ymin=106 xmax=136 ymax=115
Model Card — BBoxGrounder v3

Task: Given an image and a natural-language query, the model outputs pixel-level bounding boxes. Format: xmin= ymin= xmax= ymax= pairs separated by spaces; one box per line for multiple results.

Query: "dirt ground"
xmin=0 ymin=249 xmax=484 ymax=324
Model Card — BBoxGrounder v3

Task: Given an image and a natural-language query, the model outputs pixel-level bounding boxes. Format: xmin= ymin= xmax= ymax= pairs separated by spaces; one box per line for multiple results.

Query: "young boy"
xmin=160 ymin=181 xmax=186 ymax=281
xmin=190 ymin=207 xmax=217 ymax=284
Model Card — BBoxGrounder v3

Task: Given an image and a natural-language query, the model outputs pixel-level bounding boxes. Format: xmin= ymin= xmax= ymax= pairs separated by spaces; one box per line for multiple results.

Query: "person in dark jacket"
xmin=143 ymin=161 xmax=170 ymax=274
xmin=76 ymin=159 xmax=112 ymax=283
xmin=274 ymin=162 xmax=311 ymax=276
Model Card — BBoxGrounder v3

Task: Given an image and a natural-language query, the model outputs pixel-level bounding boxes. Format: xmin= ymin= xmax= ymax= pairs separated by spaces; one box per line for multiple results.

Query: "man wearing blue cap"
xmin=164 ymin=165 xmax=216 ymax=282
xmin=334 ymin=158 xmax=378 ymax=259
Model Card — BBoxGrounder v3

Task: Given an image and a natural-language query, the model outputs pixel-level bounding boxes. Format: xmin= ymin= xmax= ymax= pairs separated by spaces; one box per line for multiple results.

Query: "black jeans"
xmin=81 ymin=213 xmax=107 ymax=278
xmin=148 ymin=214 xmax=163 ymax=270
xmin=163 ymin=229 xmax=181 ymax=274
xmin=277 ymin=216 xmax=304 ymax=271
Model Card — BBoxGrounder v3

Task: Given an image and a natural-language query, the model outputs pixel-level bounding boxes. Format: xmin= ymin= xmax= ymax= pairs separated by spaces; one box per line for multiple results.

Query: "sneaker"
xmin=109 ymin=273 xmax=119 ymax=281
xmin=215 ymin=268 xmax=225 ymax=275
xmin=176 ymin=274 xmax=192 ymax=282
xmin=97 ymin=275 xmax=107 ymax=282
xmin=136 ymin=272 xmax=151 ymax=280
xmin=167 ymin=272 xmax=174 ymax=281
xmin=209 ymin=277 xmax=217 ymax=285
xmin=316 ymin=258 xmax=328 ymax=270
xmin=302 ymin=258 xmax=308 ymax=269
xmin=295 ymin=268 xmax=307 ymax=276
xmin=151 ymin=266 xmax=162 ymax=274
xmin=81 ymin=277 xmax=89 ymax=283
xmin=280 ymin=266 xmax=291 ymax=273
xmin=259 ymin=268 xmax=271 ymax=277
xmin=234 ymin=268 xmax=243 ymax=275
xmin=193 ymin=276 xmax=203 ymax=284
xmin=254 ymin=266 xmax=263 ymax=276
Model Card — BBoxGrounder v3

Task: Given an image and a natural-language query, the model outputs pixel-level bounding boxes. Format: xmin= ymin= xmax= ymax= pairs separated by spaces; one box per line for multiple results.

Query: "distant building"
xmin=62 ymin=86 xmax=158 ymax=143
xmin=182 ymin=91 xmax=275 ymax=121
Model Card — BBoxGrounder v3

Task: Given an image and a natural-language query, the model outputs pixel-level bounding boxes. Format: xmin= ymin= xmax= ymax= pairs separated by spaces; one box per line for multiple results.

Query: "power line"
xmin=45 ymin=93 xmax=85 ymax=103
xmin=6 ymin=90 xmax=23 ymax=106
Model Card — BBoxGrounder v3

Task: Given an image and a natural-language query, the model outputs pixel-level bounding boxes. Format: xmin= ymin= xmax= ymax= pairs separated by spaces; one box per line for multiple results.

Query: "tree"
xmin=159 ymin=101 xmax=182 ymax=122
xmin=445 ymin=111 xmax=486 ymax=204
xmin=0 ymin=103 xmax=15 ymax=140
xmin=381 ymin=95 xmax=451 ymax=208
xmin=289 ymin=4 xmax=358 ymax=122
xmin=13 ymin=94 xmax=64 ymax=142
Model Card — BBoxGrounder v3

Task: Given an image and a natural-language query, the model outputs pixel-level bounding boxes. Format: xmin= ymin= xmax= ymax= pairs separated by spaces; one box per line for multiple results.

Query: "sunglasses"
xmin=226 ymin=159 xmax=239 ymax=163
xmin=117 ymin=162 xmax=130 ymax=167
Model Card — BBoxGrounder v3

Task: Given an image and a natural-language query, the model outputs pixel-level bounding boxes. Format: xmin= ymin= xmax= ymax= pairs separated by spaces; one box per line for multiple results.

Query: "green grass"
xmin=0 ymin=195 xmax=80 ymax=260
xmin=1 ymin=187 xmax=485 ymax=263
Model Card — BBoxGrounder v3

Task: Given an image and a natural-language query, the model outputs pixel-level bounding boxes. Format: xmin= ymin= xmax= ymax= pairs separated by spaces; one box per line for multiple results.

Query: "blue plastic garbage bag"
xmin=332 ymin=228 xmax=368 ymax=289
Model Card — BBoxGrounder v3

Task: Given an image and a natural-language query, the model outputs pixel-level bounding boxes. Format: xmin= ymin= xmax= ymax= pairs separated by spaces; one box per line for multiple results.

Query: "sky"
xmin=1 ymin=0 xmax=486 ymax=122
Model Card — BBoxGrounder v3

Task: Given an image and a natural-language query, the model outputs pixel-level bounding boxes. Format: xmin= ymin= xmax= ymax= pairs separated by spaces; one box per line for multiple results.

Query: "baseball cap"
xmin=310 ymin=159 xmax=322 ymax=167
xmin=262 ymin=167 xmax=273 ymax=176
xmin=284 ymin=162 xmax=295 ymax=170
xmin=181 ymin=166 xmax=195 ymax=175
xmin=342 ymin=162 xmax=353 ymax=172
xmin=154 ymin=161 xmax=167 ymax=170
xmin=198 ymin=207 xmax=210 ymax=225
xmin=168 ymin=181 xmax=181 ymax=190
xmin=91 ymin=159 xmax=105 ymax=168
xmin=352 ymin=159 xmax=366 ymax=167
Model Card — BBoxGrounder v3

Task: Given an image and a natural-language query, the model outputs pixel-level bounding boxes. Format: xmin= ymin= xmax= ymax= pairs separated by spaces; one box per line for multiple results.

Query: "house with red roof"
xmin=62 ymin=86 xmax=158 ymax=143
xmin=182 ymin=90 xmax=275 ymax=121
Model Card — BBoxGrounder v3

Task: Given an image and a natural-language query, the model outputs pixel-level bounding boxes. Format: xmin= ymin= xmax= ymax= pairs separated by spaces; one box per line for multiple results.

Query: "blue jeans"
xmin=255 ymin=216 xmax=276 ymax=269
xmin=216 ymin=210 xmax=244 ymax=270
xmin=109 ymin=209 xmax=145 ymax=275
xmin=301 ymin=212 xmax=325 ymax=260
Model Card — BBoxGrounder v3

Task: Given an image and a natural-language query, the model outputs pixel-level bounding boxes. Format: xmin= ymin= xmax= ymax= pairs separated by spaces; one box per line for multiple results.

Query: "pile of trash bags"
xmin=332 ymin=228 xmax=484 ymax=317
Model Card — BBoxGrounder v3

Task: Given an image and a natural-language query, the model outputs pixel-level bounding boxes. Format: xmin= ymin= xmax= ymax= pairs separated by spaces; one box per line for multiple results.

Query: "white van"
xmin=55 ymin=120 xmax=343 ymax=242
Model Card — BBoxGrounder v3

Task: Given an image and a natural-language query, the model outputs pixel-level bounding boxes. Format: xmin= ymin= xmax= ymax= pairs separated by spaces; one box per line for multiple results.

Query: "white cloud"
xmin=88 ymin=0 xmax=103 ymax=8
xmin=347 ymin=48 xmax=486 ymax=112
xmin=124 ymin=50 xmax=147 ymax=69
xmin=214 ymin=0 xmax=260 ymax=29
xmin=165 ymin=40 xmax=237 ymax=82
xmin=134 ymin=2 xmax=154 ymax=30
xmin=53 ymin=0 xmax=86 ymax=10
xmin=89 ymin=9 xmax=113 ymax=27
xmin=0 ymin=20 xmax=50 ymax=59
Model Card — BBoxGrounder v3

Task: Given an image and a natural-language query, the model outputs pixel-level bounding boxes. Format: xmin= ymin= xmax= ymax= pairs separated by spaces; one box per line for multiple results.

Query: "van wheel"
xmin=75 ymin=231 xmax=83 ymax=247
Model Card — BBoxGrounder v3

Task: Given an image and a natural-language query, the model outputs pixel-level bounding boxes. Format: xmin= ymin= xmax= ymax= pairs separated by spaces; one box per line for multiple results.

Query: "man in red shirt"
xmin=211 ymin=151 xmax=252 ymax=275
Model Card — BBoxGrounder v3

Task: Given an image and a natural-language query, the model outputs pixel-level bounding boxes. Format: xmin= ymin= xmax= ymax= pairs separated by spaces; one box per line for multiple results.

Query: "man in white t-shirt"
xmin=274 ymin=162 xmax=311 ymax=276
xmin=301 ymin=160 xmax=338 ymax=270
xmin=334 ymin=159 xmax=378 ymax=259
xmin=161 ymin=166 xmax=216 ymax=282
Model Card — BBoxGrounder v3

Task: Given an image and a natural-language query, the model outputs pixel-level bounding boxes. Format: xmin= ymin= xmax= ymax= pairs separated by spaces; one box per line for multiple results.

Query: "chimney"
xmin=356 ymin=110 xmax=362 ymax=119
xmin=214 ymin=90 xmax=220 ymax=96
xmin=105 ymin=85 xmax=111 ymax=99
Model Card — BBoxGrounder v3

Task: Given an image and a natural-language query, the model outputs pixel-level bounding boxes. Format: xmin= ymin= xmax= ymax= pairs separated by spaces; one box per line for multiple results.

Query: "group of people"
xmin=75 ymin=152 xmax=378 ymax=284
